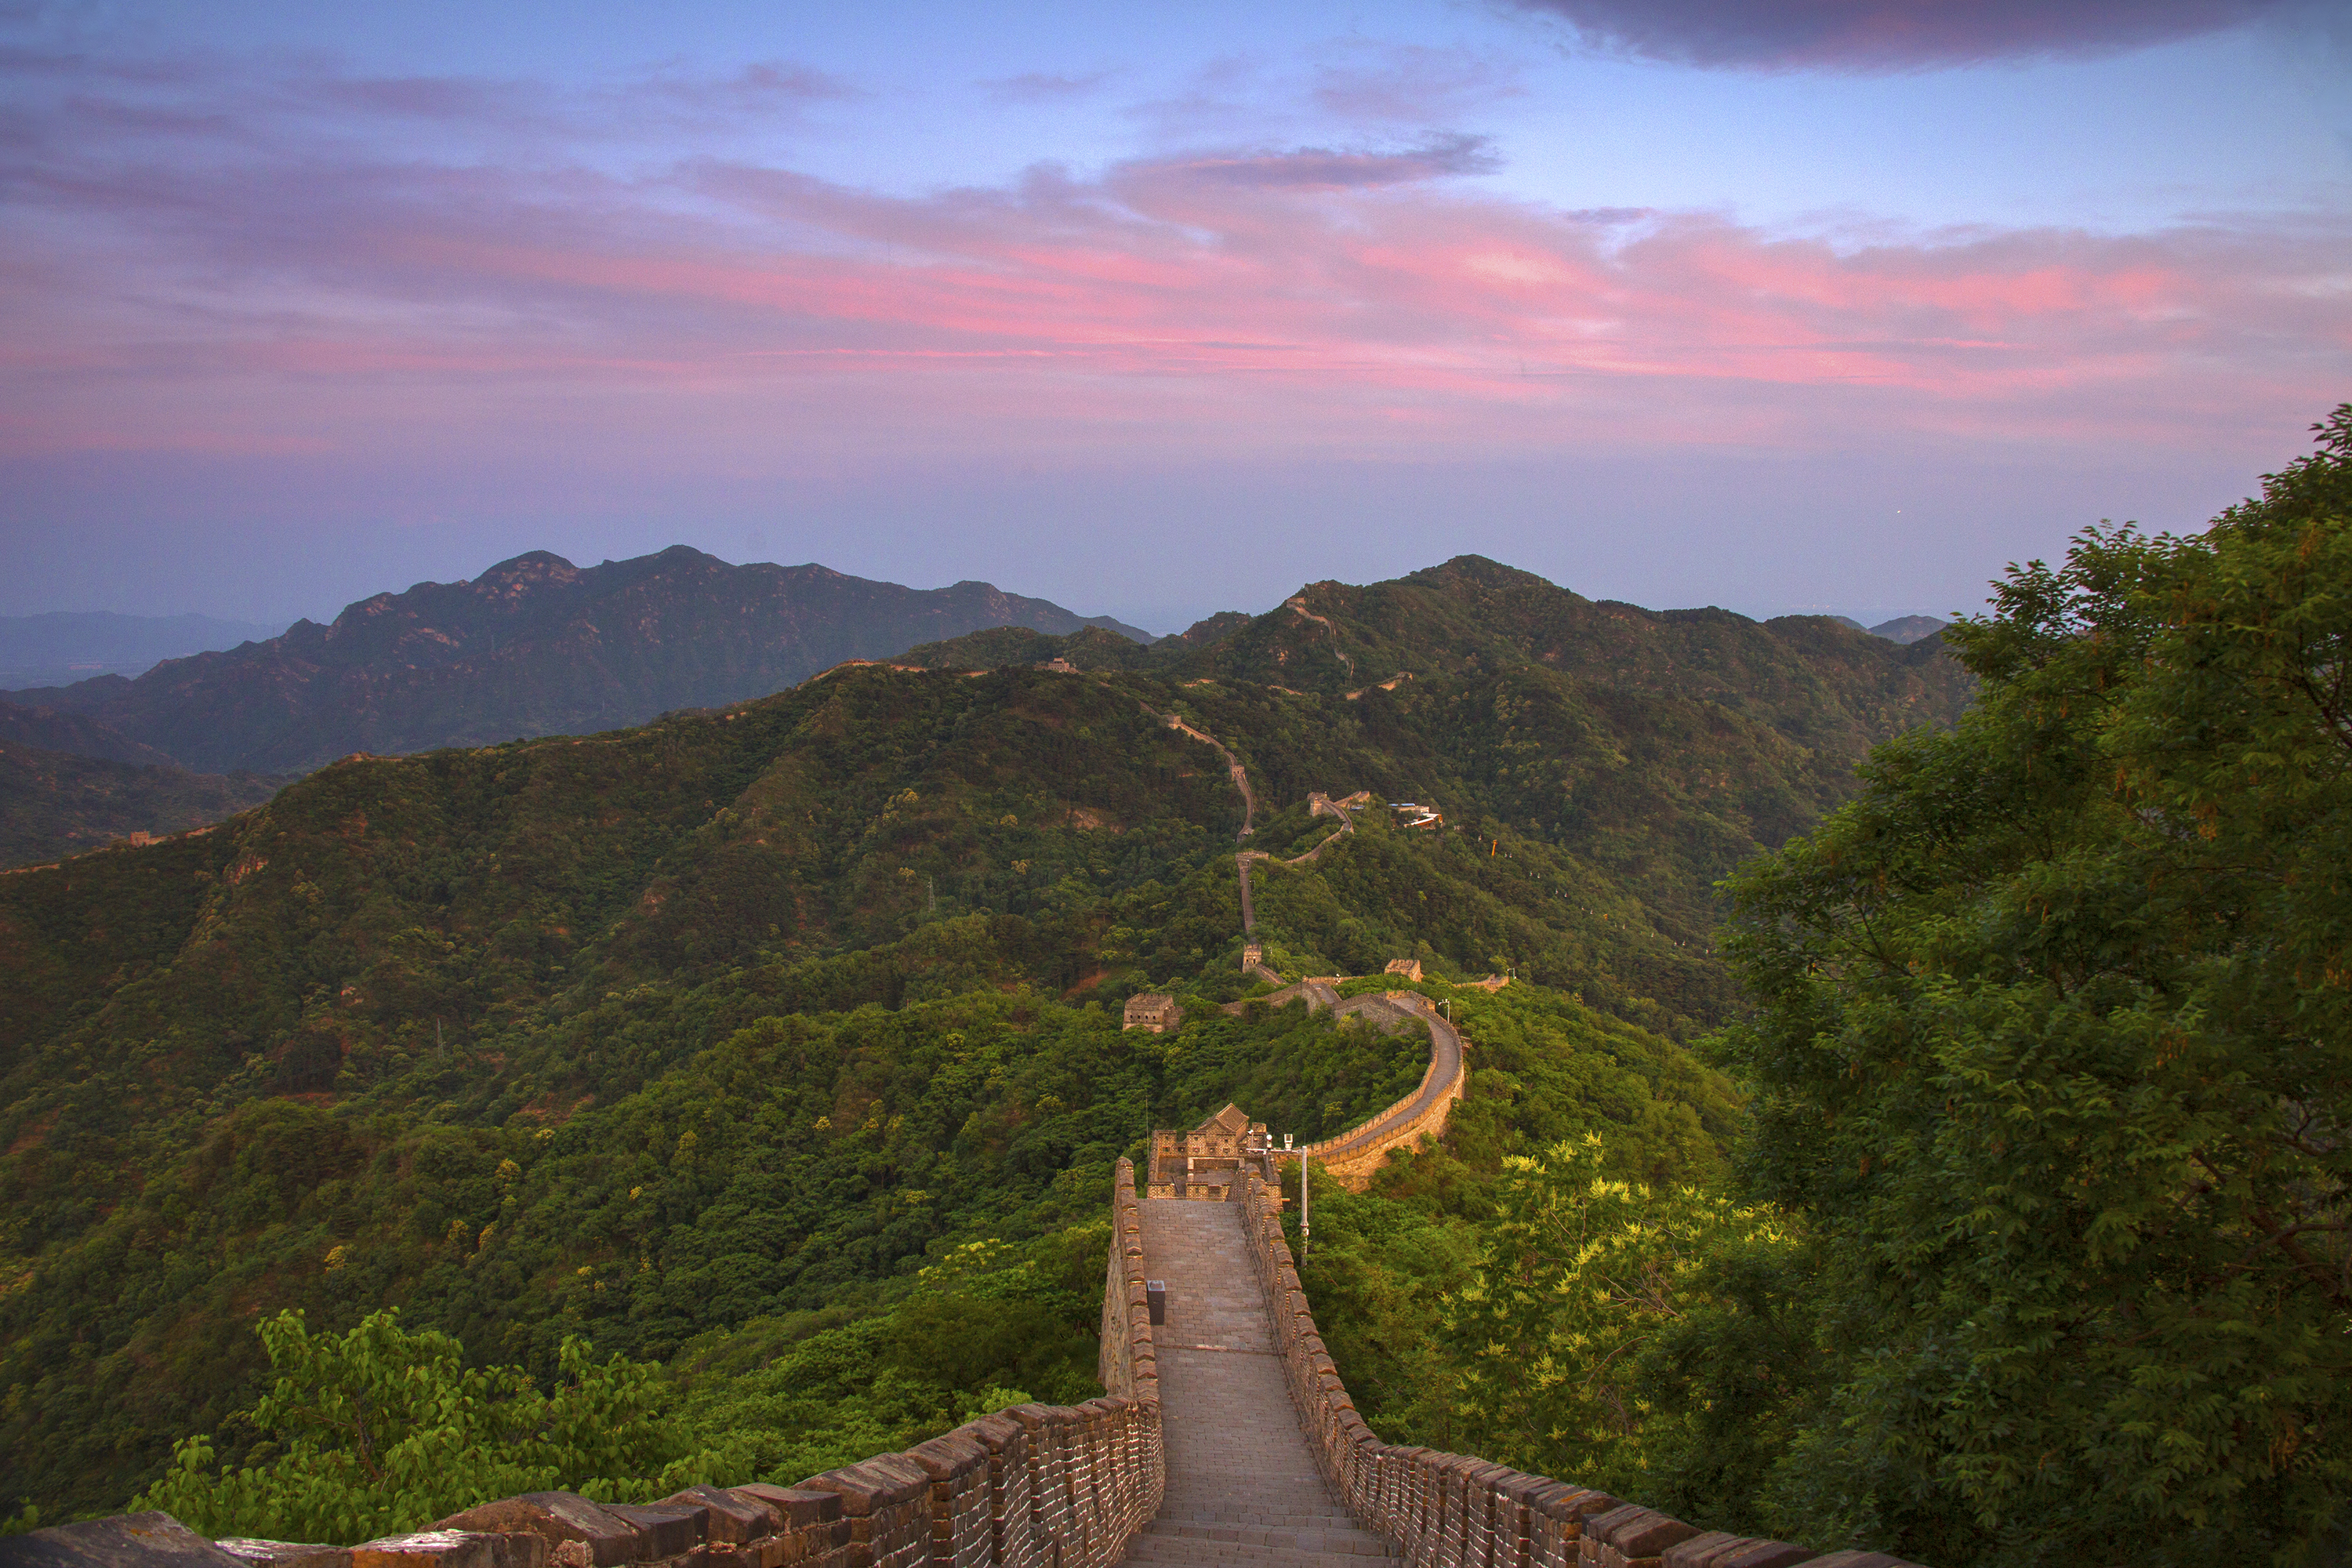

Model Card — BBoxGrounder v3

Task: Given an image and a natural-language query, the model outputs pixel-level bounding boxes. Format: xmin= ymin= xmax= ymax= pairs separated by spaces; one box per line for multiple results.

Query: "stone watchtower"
xmin=1383 ymin=957 xmax=1422 ymax=982
xmin=1146 ymin=1103 xmax=1276 ymax=1200
xmin=1123 ymin=993 xmax=1183 ymax=1033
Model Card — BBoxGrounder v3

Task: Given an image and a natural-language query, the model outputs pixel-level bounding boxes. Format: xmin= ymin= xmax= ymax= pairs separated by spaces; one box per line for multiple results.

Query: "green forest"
xmin=4 ymin=412 xmax=2347 ymax=1566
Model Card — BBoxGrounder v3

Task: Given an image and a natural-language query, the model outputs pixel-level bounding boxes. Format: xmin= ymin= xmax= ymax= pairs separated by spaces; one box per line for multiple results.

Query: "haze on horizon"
xmin=2 ymin=0 xmax=2347 ymax=636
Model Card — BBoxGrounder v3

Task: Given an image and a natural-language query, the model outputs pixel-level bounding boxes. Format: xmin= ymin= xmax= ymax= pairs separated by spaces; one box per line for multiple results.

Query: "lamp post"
xmin=1300 ymin=1151 xmax=1310 ymax=1261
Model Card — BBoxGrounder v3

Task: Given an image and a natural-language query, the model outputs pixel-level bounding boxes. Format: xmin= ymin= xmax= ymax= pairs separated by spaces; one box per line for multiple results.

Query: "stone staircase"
xmin=1122 ymin=1200 xmax=1396 ymax=1568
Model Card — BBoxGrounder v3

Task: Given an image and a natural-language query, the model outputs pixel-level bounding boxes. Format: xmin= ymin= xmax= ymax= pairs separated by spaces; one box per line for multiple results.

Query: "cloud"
xmin=981 ymin=69 xmax=1119 ymax=104
xmin=0 ymin=39 xmax=2345 ymax=480
xmin=1501 ymin=0 xmax=2296 ymax=71
xmin=1141 ymin=132 xmax=1504 ymax=190
xmin=643 ymin=60 xmax=859 ymax=112
xmin=1310 ymin=45 xmax=1526 ymax=122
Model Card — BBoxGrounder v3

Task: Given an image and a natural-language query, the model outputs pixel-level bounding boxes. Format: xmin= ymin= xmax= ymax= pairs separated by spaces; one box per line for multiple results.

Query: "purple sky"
xmin=2 ymin=0 xmax=2347 ymax=633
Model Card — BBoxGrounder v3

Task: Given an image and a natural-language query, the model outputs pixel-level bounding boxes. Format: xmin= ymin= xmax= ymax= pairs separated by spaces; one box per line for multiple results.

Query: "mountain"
xmin=8 ymin=549 xmax=1152 ymax=775
xmin=0 ymin=612 xmax=285 ymax=691
xmin=0 ymin=694 xmax=180 ymax=768
xmin=0 ymin=740 xmax=286 ymax=868
xmin=904 ymin=557 xmax=1971 ymax=931
xmin=1867 ymin=613 xmax=1948 ymax=643
xmin=0 ymin=554 xmax=1969 ymax=1522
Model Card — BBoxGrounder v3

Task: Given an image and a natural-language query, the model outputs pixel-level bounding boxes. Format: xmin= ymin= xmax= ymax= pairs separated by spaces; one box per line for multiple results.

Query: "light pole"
xmin=1299 ymin=1150 xmax=1310 ymax=1260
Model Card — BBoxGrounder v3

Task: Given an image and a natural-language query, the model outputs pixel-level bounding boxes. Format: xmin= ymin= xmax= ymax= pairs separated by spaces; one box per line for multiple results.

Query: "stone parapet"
xmin=31 ymin=1165 xmax=1163 ymax=1568
xmin=1231 ymin=1174 xmax=1928 ymax=1568
xmin=1270 ymin=993 xmax=1466 ymax=1192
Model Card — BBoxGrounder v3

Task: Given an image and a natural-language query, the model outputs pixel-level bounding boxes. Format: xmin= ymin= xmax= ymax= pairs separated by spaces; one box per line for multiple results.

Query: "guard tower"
xmin=1147 ymin=1103 xmax=1276 ymax=1200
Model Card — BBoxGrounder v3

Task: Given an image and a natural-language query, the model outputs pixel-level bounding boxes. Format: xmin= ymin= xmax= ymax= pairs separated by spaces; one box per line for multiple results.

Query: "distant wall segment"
xmin=1272 ymin=991 xmax=1465 ymax=1192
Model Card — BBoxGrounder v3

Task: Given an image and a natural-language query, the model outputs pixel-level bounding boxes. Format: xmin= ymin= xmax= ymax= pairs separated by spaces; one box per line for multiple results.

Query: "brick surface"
xmin=1115 ymin=1199 xmax=1393 ymax=1568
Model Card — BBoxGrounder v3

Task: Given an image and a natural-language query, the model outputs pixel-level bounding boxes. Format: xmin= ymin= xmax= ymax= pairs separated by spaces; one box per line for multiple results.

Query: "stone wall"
xmin=20 ymin=1165 xmax=1165 ymax=1568
xmin=1232 ymin=1173 xmax=1926 ymax=1568
xmin=1273 ymin=994 xmax=1465 ymax=1192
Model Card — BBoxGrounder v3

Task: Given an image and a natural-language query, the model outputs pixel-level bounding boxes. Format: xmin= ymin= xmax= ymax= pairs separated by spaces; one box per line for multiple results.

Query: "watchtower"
xmin=1147 ymin=1103 xmax=1276 ymax=1200
xmin=1123 ymin=993 xmax=1184 ymax=1033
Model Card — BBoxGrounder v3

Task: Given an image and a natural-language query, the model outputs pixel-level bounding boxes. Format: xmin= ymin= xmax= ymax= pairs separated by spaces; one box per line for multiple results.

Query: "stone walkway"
xmin=1120 ymin=1200 xmax=1395 ymax=1568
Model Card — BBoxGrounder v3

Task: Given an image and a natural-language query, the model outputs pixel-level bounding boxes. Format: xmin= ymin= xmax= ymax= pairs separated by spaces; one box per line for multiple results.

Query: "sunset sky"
xmin=4 ymin=0 xmax=2348 ymax=633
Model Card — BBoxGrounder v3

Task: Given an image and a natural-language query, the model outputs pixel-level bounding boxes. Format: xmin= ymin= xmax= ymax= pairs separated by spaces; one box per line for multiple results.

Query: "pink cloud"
xmin=0 ymin=63 xmax=2344 ymax=473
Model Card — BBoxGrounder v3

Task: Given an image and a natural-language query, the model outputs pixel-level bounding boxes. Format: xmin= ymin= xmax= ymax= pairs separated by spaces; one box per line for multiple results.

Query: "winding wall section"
xmin=1272 ymin=993 xmax=1464 ymax=1192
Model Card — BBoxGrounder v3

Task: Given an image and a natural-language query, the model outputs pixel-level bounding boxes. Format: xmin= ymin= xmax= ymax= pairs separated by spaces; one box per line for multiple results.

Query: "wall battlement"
xmin=1269 ymin=991 xmax=1466 ymax=1192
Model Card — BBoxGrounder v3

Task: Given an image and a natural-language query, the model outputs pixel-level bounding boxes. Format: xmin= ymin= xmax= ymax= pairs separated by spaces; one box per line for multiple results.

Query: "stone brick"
xmin=434 ymin=1494 xmax=640 ymax=1568
xmin=722 ymin=1490 xmax=849 ymax=1568
xmin=350 ymin=1533 xmax=499 ymax=1568
xmin=213 ymin=1542 xmax=352 ymax=1568
xmin=4 ymin=1514 xmax=248 ymax=1568
xmin=662 ymin=1489 xmax=775 ymax=1545
xmin=604 ymin=1507 xmax=703 ymax=1561
xmin=801 ymin=1454 xmax=933 ymax=1568
xmin=1607 ymin=1511 xmax=1701 ymax=1559
xmin=730 ymin=1490 xmax=842 ymax=1534
xmin=1705 ymin=1544 xmax=1816 ymax=1568
xmin=1660 ymin=1534 xmax=1741 ymax=1568
xmin=905 ymin=1432 xmax=990 ymax=1568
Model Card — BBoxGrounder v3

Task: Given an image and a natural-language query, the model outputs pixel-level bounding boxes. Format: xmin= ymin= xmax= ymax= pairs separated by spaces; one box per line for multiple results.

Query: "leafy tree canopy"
xmin=1711 ymin=405 xmax=2352 ymax=1565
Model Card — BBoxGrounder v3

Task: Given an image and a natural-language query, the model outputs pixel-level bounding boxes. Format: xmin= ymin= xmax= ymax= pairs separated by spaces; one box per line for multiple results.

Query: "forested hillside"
xmin=0 ymin=555 xmax=1965 ymax=1532
xmin=0 ymin=742 xmax=285 ymax=868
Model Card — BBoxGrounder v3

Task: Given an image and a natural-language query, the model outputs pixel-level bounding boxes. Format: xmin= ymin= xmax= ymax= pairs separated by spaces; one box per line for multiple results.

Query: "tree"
xmin=1716 ymin=408 xmax=2352 ymax=1566
xmin=134 ymin=1310 xmax=730 ymax=1544
xmin=1439 ymin=1136 xmax=1804 ymax=1515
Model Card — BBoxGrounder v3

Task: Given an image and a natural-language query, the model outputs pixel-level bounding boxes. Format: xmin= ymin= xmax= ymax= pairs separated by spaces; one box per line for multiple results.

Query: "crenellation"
xmin=216 ymin=1543 xmax=352 ymax=1568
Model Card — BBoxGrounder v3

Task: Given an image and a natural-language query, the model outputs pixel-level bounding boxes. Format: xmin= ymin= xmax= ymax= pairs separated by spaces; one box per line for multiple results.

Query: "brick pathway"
xmin=1120 ymin=1200 xmax=1395 ymax=1568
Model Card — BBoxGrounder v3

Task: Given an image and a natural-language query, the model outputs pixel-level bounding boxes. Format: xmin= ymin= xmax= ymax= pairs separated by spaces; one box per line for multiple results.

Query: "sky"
xmin=2 ymin=1 xmax=2348 ymax=634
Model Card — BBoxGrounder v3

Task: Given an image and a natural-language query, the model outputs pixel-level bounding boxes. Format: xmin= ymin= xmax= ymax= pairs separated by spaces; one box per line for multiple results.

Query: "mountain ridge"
xmin=13 ymin=548 xmax=1152 ymax=775
xmin=0 ymin=611 xmax=285 ymax=690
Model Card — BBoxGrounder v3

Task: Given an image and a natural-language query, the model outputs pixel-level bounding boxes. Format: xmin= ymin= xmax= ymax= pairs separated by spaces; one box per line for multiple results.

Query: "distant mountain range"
xmin=0 ymin=551 xmax=1967 ymax=869
xmin=1828 ymin=613 xmax=1950 ymax=644
xmin=0 ymin=611 xmax=285 ymax=690
xmin=7 ymin=547 xmax=1150 ymax=776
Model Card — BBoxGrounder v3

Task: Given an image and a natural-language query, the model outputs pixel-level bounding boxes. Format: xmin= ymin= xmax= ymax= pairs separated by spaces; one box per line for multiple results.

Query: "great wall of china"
xmin=10 ymin=673 xmax=1923 ymax=1568
xmin=22 ymin=1160 xmax=1924 ymax=1568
